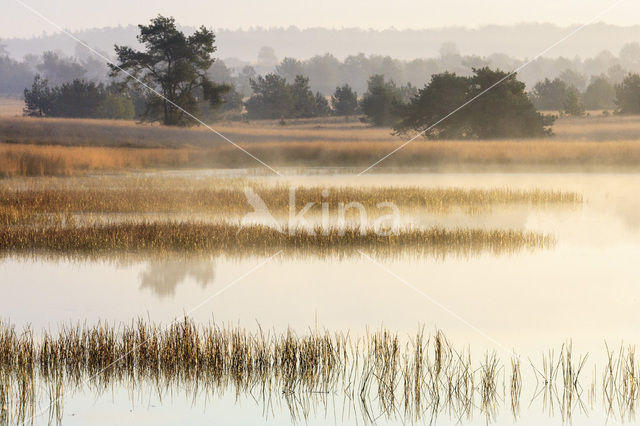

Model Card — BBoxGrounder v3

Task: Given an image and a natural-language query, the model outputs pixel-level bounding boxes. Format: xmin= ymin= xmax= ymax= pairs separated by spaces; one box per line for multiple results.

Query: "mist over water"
xmin=3 ymin=2 xmax=640 ymax=422
xmin=1 ymin=171 xmax=639 ymax=426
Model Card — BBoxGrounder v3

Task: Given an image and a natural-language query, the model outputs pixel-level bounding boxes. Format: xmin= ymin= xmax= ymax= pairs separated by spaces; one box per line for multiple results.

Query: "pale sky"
xmin=0 ymin=0 xmax=636 ymax=39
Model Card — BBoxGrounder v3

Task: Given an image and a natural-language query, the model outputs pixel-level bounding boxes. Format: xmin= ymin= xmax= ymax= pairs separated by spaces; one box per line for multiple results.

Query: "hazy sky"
xmin=1 ymin=0 xmax=636 ymax=39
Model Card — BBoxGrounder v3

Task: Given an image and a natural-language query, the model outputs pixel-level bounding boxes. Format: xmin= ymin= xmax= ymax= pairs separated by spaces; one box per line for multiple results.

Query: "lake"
xmin=2 ymin=171 xmax=639 ymax=425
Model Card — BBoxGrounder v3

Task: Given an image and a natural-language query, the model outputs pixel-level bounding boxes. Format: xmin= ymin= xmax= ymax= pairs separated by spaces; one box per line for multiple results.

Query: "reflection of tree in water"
xmin=139 ymin=259 xmax=216 ymax=297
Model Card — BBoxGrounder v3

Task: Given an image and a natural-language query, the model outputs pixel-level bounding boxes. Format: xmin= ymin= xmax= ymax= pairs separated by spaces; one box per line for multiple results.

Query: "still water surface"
xmin=2 ymin=172 xmax=639 ymax=425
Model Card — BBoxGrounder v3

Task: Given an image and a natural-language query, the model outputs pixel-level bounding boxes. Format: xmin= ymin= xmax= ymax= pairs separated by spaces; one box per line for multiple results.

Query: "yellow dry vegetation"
xmin=1 ymin=114 xmax=640 ymax=176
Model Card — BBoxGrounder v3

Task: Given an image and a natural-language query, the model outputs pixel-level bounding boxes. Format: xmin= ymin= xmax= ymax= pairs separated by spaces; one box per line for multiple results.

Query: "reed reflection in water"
xmin=0 ymin=320 xmax=638 ymax=425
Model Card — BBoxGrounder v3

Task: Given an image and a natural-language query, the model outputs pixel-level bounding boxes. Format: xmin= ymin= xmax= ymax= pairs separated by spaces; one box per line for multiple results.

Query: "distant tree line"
xmin=0 ymin=47 xmax=109 ymax=97
xmin=210 ymin=42 xmax=640 ymax=98
xmin=4 ymin=38 xmax=640 ymax=99
xmin=245 ymin=75 xmax=330 ymax=119
xmin=243 ymin=73 xmax=417 ymax=122
xmin=240 ymin=67 xmax=554 ymax=138
xmin=7 ymin=18 xmax=640 ymax=137
xmin=7 ymin=24 xmax=640 ymax=69
xmin=530 ymin=72 xmax=640 ymax=116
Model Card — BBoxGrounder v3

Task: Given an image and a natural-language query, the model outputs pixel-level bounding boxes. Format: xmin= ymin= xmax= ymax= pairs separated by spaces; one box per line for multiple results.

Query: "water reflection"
xmin=0 ymin=322 xmax=636 ymax=426
xmin=2 ymin=172 xmax=640 ymax=425
xmin=139 ymin=259 xmax=216 ymax=297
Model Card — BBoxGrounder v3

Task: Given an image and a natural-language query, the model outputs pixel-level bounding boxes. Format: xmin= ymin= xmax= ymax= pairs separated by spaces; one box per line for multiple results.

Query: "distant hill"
xmin=3 ymin=23 xmax=640 ymax=62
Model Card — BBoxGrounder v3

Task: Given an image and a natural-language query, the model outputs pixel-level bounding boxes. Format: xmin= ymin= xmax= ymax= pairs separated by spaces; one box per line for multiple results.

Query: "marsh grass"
xmin=603 ymin=343 xmax=640 ymax=421
xmin=0 ymin=180 xmax=582 ymax=226
xmin=0 ymin=143 xmax=200 ymax=177
xmin=529 ymin=343 xmax=591 ymax=422
xmin=4 ymin=114 xmax=640 ymax=176
xmin=2 ymin=113 xmax=640 ymax=147
xmin=0 ymin=175 xmax=560 ymax=259
xmin=0 ymin=221 xmax=554 ymax=260
xmin=5 ymin=140 xmax=640 ymax=177
xmin=510 ymin=357 xmax=522 ymax=419
xmin=0 ymin=320 xmax=635 ymax=425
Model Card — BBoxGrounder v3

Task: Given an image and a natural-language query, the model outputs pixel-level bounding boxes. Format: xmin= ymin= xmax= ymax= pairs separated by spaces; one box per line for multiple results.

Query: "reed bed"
xmin=2 ymin=114 xmax=639 ymax=147
xmin=4 ymin=114 xmax=640 ymax=176
xmin=528 ymin=343 xmax=592 ymax=422
xmin=0 ymin=175 xmax=561 ymax=260
xmin=5 ymin=139 xmax=640 ymax=176
xmin=0 ymin=116 xmax=390 ymax=148
xmin=0 ymin=222 xmax=553 ymax=260
xmin=0 ymin=180 xmax=582 ymax=226
xmin=603 ymin=343 xmax=640 ymax=421
xmin=0 ymin=143 xmax=199 ymax=177
xmin=0 ymin=320 xmax=637 ymax=425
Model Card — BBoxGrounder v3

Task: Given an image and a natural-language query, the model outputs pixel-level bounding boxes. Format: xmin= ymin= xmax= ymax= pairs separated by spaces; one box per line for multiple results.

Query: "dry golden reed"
xmin=0 ymin=143 xmax=199 ymax=177
xmin=0 ymin=222 xmax=553 ymax=259
xmin=4 ymin=139 xmax=640 ymax=176
xmin=0 ymin=319 xmax=635 ymax=425
xmin=0 ymin=180 xmax=582 ymax=226
xmin=3 ymin=114 xmax=640 ymax=175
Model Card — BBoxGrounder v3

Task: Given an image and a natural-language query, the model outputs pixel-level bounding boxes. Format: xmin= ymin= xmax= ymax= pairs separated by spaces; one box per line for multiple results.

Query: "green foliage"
xmin=393 ymin=72 xmax=468 ymax=138
xmin=199 ymin=84 xmax=243 ymax=122
xmin=331 ymin=84 xmax=359 ymax=116
xmin=245 ymin=74 xmax=331 ymax=119
xmin=123 ymin=88 xmax=150 ymax=120
xmin=615 ymin=73 xmax=640 ymax=114
xmin=530 ymin=78 xmax=568 ymax=110
xmin=563 ymin=87 xmax=585 ymax=117
xmin=23 ymin=75 xmax=54 ymax=117
xmin=359 ymin=75 xmax=405 ymax=126
xmin=23 ymin=76 xmax=135 ymax=119
xmin=48 ymin=79 xmax=105 ymax=118
xmin=398 ymin=82 xmax=418 ymax=103
xmin=110 ymin=15 xmax=227 ymax=126
xmin=314 ymin=92 xmax=332 ymax=117
xmin=395 ymin=67 xmax=554 ymax=139
xmin=466 ymin=68 xmax=552 ymax=138
xmin=583 ymin=75 xmax=615 ymax=109
xmin=290 ymin=75 xmax=318 ymax=118
xmin=95 ymin=93 xmax=135 ymax=120
xmin=245 ymin=74 xmax=291 ymax=119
